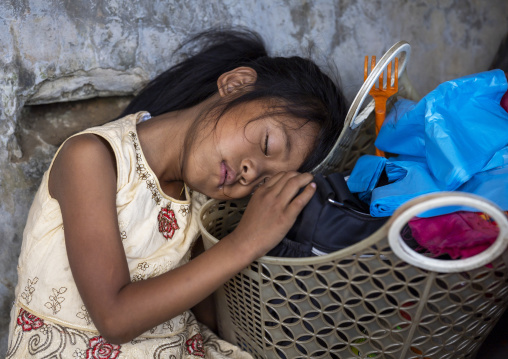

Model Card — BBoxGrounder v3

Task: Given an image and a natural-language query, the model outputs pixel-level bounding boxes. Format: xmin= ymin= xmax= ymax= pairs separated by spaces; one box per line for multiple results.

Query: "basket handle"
xmin=387 ymin=192 xmax=508 ymax=273
xmin=312 ymin=41 xmax=411 ymax=174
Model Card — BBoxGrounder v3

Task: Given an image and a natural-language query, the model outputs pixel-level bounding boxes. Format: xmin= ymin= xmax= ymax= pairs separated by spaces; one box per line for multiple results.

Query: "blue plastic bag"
xmin=348 ymin=70 xmax=508 ymax=217
xmin=369 ymin=161 xmax=442 ymax=217
xmin=423 ymin=70 xmax=508 ymax=189
xmin=346 ymin=155 xmax=386 ymax=200
xmin=375 ymin=98 xmax=423 ymax=157
xmin=419 ymin=165 xmax=508 ymax=217
xmin=376 ymin=69 xmax=508 ymax=190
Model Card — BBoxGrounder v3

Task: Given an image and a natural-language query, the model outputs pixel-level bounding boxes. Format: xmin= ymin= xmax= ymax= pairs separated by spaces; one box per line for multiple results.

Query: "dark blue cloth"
xmin=267 ymin=173 xmax=387 ymax=257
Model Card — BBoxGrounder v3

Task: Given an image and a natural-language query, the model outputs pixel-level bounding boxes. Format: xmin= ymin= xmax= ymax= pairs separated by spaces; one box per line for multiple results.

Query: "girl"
xmin=7 ymin=29 xmax=347 ymax=358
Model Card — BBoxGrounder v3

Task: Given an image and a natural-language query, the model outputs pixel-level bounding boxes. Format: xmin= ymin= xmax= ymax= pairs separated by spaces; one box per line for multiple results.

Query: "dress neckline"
xmin=130 ymin=112 xmax=191 ymax=205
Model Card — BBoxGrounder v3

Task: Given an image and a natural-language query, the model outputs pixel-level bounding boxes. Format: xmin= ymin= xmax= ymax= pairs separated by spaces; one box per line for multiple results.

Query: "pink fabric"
xmin=408 ymin=212 xmax=499 ymax=259
xmin=501 ymin=90 xmax=508 ymax=113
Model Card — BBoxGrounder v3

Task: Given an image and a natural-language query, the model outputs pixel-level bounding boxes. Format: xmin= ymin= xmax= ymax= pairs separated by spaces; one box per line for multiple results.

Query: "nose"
xmin=239 ymin=159 xmax=261 ymax=186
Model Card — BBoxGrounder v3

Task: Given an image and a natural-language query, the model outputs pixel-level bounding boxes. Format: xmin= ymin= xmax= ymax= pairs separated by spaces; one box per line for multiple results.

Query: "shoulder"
xmin=50 ymin=133 xmax=117 ymax=198
xmin=55 ymin=133 xmax=117 ymax=178
xmin=61 ymin=133 xmax=114 ymax=156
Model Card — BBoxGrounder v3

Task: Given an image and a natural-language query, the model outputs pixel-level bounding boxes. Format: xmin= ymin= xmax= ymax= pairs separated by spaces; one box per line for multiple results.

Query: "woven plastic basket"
xmin=198 ymin=42 xmax=508 ymax=358
xmin=199 ymin=194 xmax=508 ymax=359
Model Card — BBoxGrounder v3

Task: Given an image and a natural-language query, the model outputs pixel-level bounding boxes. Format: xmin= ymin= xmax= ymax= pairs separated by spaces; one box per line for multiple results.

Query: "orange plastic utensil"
xmin=364 ymin=56 xmax=399 ymax=157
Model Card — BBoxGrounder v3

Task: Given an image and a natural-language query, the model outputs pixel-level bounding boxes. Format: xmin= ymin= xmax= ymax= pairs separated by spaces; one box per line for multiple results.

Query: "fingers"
xmin=235 ymin=171 xmax=317 ymax=259
xmin=285 ymin=181 xmax=316 ymax=218
xmin=256 ymin=171 xmax=316 ymax=210
xmin=262 ymin=171 xmax=293 ymax=188
xmin=263 ymin=171 xmax=312 ymax=193
xmin=277 ymin=172 xmax=314 ymax=199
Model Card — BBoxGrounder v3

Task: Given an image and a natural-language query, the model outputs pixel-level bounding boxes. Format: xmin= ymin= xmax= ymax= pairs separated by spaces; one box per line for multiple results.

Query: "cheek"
xmin=265 ymin=160 xmax=294 ymax=176
xmin=184 ymin=136 xmax=218 ymax=175
xmin=181 ymin=157 xmax=211 ymax=194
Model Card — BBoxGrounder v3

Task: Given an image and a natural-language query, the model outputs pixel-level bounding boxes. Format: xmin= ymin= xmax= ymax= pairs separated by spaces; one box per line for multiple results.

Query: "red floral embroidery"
xmin=186 ymin=333 xmax=205 ymax=357
xmin=17 ymin=309 xmax=44 ymax=332
xmin=158 ymin=204 xmax=179 ymax=240
xmin=86 ymin=336 xmax=121 ymax=359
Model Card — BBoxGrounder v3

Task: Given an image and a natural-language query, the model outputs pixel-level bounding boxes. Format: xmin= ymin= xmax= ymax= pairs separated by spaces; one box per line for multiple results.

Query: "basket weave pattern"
xmin=201 ymin=200 xmax=508 ymax=359
xmin=199 ymin=45 xmax=508 ymax=357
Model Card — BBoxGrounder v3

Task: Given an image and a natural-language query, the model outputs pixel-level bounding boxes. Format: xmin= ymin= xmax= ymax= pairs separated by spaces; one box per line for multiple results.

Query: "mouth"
xmin=219 ymin=161 xmax=236 ymax=188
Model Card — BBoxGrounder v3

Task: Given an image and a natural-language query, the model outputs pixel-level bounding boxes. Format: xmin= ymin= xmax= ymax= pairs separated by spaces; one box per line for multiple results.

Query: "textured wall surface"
xmin=1 ymin=0 xmax=508 ymax=355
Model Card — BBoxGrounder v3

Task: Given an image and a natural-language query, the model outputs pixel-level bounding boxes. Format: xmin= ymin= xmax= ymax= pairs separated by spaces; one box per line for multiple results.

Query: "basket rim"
xmin=198 ymin=197 xmax=389 ymax=266
xmin=198 ymin=192 xmax=508 ymax=270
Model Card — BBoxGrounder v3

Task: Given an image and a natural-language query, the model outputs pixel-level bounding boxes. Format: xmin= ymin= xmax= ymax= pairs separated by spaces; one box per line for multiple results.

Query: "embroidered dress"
xmin=6 ymin=112 xmax=252 ymax=359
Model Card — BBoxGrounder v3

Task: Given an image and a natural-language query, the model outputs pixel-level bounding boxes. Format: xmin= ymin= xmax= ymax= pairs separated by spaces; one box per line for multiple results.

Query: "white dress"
xmin=6 ymin=112 xmax=252 ymax=359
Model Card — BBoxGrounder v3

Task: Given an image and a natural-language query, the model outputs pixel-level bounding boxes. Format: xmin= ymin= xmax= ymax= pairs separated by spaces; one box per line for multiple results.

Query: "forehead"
xmin=237 ymin=100 xmax=316 ymax=132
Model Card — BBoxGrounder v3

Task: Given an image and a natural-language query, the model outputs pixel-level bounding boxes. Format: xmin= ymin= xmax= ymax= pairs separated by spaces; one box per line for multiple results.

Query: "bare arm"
xmin=190 ymin=237 xmax=218 ymax=333
xmin=50 ymin=134 xmax=315 ymax=344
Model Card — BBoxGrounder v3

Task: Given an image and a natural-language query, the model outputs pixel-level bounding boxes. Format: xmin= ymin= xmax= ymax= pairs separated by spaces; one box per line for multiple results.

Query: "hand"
xmin=231 ymin=171 xmax=316 ymax=260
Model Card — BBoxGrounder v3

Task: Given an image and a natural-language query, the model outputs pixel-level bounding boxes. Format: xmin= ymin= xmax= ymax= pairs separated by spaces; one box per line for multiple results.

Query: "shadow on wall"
xmin=15 ymin=96 xmax=133 ymax=163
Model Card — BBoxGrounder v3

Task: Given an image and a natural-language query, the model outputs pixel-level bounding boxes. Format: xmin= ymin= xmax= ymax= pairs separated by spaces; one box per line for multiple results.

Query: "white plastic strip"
xmin=388 ymin=192 xmax=508 ymax=273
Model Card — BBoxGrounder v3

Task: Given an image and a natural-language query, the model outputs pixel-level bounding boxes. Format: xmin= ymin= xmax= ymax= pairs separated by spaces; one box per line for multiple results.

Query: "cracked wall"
xmin=1 ymin=0 xmax=508 ymax=355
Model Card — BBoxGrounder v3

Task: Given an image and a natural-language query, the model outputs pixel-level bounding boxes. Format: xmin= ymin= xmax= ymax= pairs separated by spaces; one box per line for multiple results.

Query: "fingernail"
xmin=310 ymin=182 xmax=316 ymax=188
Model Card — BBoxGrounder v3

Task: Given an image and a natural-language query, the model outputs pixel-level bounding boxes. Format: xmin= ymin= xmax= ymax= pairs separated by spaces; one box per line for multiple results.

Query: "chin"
xmin=210 ymin=189 xmax=247 ymax=201
xmin=196 ymin=184 xmax=251 ymax=200
xmin=197 ymin=187 xmax=228 ymax=200
xmin=211 ymin=191 xmax=234 ymax=200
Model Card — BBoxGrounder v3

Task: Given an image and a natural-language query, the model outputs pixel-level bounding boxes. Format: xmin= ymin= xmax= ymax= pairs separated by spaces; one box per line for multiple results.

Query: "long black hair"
xmin=120 ymin=28 xmax=347 ymax=172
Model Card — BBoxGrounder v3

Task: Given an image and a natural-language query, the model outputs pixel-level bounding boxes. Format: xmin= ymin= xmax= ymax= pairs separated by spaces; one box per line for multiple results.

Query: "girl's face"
xmin=182 ymin=100 xmax=318 ymax=200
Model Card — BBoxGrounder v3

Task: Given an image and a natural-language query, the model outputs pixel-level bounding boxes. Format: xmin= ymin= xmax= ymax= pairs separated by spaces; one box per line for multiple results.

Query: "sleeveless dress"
xmin=6 ymin=112 xmax=252 ymax=359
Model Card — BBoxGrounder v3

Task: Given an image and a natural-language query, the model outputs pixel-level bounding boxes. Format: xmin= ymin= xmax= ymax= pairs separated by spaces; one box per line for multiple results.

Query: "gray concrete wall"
xmin=1 ymin=0 xmax=508 ymax=355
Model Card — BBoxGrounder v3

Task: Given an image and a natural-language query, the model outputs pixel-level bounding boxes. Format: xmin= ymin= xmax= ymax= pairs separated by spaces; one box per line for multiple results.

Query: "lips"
xmin=219 ymin=161 xmax=237 ymax=188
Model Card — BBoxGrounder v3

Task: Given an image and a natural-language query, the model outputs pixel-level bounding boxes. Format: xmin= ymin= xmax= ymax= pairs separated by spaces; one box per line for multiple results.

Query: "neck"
xmin=135 ymin=94 xmax=220 ymax=185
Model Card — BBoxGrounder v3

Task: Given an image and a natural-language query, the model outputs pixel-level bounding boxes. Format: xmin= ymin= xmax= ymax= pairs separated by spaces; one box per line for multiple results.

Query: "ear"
xmin=217 ymin=67 xmax=257 ymax=97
